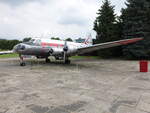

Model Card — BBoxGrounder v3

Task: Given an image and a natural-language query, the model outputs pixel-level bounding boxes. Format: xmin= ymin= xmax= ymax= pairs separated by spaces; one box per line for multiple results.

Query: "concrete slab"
xmin=137 ymin=93 xmax=150 ymax=113
xmin=116 ymin=105 xmax=135 ymax=113
xmin=0 ymin=58 xmax=149 ymax=113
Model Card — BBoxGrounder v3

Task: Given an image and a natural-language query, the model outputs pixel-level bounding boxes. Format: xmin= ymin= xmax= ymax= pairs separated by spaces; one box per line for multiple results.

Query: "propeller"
xmin=49 ymin=48 xmax=53 ymax=55
xmin=63 ymin=41 xmax=68 ymax=61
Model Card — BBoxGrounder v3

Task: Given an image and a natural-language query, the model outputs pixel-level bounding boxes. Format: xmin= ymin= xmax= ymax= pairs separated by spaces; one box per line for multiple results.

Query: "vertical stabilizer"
xmin=84 ymin=34 xmax=93 ymax=46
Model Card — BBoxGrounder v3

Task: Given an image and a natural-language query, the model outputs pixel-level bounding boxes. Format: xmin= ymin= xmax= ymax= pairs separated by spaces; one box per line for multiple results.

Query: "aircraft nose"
xmin=13 ymin=44 xmax=26 ymax=52
xmin=18 ymin=44 xmax=25 ymax=50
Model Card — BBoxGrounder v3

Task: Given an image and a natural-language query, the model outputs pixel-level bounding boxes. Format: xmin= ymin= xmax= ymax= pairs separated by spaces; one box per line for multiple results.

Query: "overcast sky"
xmin=0 ymin=0 xmax=126 ymax=40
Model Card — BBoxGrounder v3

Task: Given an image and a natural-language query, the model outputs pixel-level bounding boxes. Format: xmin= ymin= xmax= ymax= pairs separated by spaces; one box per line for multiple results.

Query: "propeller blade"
xmin=64 ymin=51 xmax=66 ymax=60
xmin=64 ymin=41 xmax=67 ymax=47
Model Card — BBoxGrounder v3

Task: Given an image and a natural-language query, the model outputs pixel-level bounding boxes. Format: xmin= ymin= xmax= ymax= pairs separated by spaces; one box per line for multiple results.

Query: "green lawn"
xmin=0 ymin=53 xmax=18 ymax=58
xmin=0 ymin=53 xmax=99 ymax=60
xmin=70 ymin=56 xmax=100 ymax=60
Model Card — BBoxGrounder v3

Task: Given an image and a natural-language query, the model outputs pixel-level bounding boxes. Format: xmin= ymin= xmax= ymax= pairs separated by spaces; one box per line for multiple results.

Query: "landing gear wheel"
xmin=55 ymin=57 xmax=59 ymax=60
xmin=45 ymin=58 xmax=50 ymax=63
xmin=65 ymin=60 xmax=71 ymax=64
xmin=20 ymin=62 xmax=26 ymax=66
xmin=19 ymin=54 xmax=25 ymax=66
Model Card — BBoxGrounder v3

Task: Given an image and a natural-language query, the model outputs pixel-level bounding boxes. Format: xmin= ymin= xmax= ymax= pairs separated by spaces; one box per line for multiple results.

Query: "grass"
xmin=0 ymin=53 xmax=18 ymax=58
xmin=0 ymin=52 xmax=100 ymax=60
xmin=70 ymin=56 xmax=100 ymax=60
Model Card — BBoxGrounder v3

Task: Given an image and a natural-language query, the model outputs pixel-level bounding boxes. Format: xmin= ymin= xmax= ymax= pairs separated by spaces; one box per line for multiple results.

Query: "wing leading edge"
xmin=77 ymin=38 xmax=143 ymax=54
xmin=0 ymin=51 xmax=13 ymax=55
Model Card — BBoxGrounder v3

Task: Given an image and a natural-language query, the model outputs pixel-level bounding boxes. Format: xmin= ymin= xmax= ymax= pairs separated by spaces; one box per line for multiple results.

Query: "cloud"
xmin=57 ymin=8 xmax=87 ymax=26
xmin=0 ymin=0 xmax=46 ymax=6
xmin=0 ymin=0 xmax=126 ymax=40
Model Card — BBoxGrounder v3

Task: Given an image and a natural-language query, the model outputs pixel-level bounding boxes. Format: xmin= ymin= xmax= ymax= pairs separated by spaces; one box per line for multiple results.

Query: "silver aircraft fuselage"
xmin=13 ymin=38 xmax=90 ymax=58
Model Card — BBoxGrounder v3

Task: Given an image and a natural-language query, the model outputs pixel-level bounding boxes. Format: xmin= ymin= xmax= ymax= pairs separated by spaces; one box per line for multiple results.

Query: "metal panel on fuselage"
xmin=40 ymin=39 xmax=86 ymax=56
xmin=20 ymin=46 xmax=50 ymax=56
xmin=18 ymin=38 xmax=88 ymax=57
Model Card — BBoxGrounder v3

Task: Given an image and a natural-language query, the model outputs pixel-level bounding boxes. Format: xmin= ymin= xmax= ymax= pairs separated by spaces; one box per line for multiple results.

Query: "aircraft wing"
xmin=0 ymin=51 xmax=13 ymax=55
xmin=77 ymin=38 xmax=143 ymax=54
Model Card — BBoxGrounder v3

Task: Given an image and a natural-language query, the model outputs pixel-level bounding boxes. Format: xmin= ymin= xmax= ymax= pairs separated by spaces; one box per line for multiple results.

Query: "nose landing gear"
xmin=19 ymin=54 xmax=26 ymax=66
xmin=45 ymin=57 xmax=50 ymax=63
xmin=20 ymin=62 xmax=26 ymax=66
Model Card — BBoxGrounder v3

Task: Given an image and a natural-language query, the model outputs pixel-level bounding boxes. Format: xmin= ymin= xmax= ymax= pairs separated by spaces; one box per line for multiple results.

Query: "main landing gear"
xmin=19 ymin=54 xmax=26 ymax=66
xmin=19 ymin=55 xmax=70 ymax=66
xmin=45 ymin=57 xmax=50 ymax=63
xmin=55 ymin=56 xmax=71 ymax=64
xmin=64 ymin=57 xmax=71 ymax=64
xmin=65 ymin=59 xmax=71 ymax=64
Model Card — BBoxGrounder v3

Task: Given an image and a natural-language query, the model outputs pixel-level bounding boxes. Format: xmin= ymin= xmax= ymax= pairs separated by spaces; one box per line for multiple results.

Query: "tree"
xmin=122 ymin=0 xmax=150 ymax=59
xmin=93 ymin=0 xmax=122 ymax=57
xmin=51 ymin=37 xmax=60 ymax=40
xmin=0 ymin=39 xmax=20 ymax=50
xmin=65 ymin=38 xmax=73 ymax=42
xmin=23 ymin=37 xmax=31 ymax=42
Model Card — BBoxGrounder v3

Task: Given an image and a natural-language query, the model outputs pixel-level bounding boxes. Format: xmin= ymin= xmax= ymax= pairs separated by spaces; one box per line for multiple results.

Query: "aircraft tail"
xmin=84 ymin=34 xmax=93 ymax=46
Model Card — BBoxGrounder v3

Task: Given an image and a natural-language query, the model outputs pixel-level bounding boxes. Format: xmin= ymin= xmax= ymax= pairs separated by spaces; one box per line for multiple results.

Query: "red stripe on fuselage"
xmin=41 ymin=42 xmax=64 ymax=47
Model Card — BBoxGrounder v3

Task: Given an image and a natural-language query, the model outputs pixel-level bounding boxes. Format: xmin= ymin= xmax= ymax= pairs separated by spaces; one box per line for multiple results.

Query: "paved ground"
xmin=0 ymin=58 xmax=150 ymax=113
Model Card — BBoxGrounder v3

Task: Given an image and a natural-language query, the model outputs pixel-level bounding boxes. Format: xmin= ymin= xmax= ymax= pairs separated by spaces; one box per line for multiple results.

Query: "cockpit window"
xmin=29 ymin=39 xmax=35 ymax=43
xmin=25 ymin=39 xmax=41 ymax=46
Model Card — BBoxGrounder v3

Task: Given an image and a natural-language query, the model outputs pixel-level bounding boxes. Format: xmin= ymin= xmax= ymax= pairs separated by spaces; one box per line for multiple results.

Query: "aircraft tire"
xmin=65 ymin=60 xmax=71 ymax=64
xmin=20 ymin=62 xmax=26 ymax=66
xmin=45 ymin=58 xmax=50 ymax=63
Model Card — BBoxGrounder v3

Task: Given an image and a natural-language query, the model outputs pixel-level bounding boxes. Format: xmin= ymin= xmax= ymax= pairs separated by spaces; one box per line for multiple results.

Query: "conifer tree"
xmin=122 ymin=0 xmax=150 ymax=59
xmin=93 ymin=0 xmax=122 ymax=57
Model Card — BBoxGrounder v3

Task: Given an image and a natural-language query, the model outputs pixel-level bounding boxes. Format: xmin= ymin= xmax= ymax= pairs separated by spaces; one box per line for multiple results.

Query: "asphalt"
xmin=0 ymin=58 xmax=150 ymax=113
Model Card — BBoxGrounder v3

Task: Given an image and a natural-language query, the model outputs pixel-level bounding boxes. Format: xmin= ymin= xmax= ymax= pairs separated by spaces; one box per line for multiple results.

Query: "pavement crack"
xmin=109 ymin=100 xmax=137 ymax=113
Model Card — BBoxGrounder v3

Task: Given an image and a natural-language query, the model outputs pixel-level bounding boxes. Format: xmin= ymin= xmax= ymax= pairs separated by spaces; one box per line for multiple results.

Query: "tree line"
xmin=93 ymin=0 xmax=150 ymax=59
xmin=0 ymin=39 xmax=21 ymax=50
